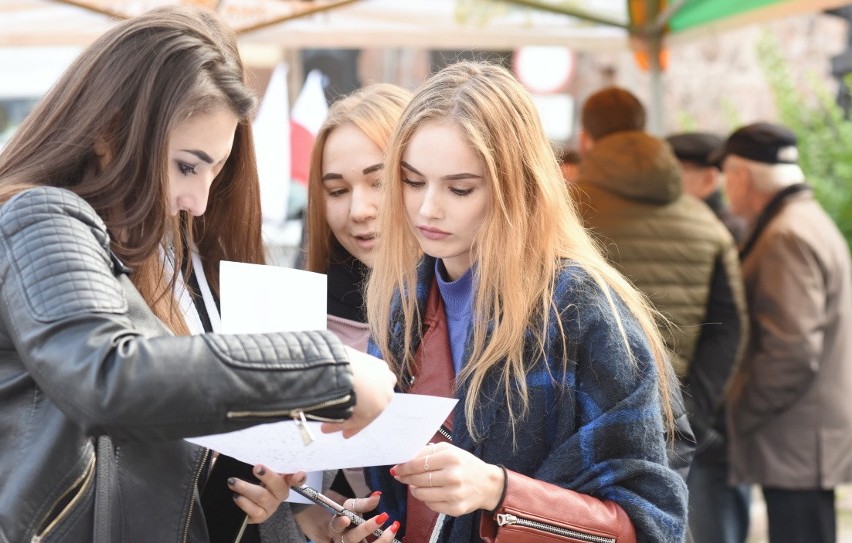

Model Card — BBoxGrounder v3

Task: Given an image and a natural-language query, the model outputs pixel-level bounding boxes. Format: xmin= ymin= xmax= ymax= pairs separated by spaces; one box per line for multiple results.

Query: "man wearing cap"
xmin=663 ymin=132 xmax=751 ymax=543
xmin=719 ymin=122 xmax=852 ymax=543
xmin=667 ymin=132 xmax=747 ymax=243
xmin=574 ymin=89 xmax=747 ymax=503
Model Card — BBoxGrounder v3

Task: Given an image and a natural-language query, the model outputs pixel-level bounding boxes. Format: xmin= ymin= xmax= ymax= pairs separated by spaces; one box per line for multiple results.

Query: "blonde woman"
xmin=304 ymin=83 xmax=412 ymax=351
xmin=361 ymin=62 xmax=687 ymax=543
xmin=296 ymin=83 xmax=412 ymax=542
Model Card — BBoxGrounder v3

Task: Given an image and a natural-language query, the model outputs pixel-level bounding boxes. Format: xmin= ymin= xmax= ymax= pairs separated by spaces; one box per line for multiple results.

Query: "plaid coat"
xmin=366 ymin=257 xmax=687 ymax=543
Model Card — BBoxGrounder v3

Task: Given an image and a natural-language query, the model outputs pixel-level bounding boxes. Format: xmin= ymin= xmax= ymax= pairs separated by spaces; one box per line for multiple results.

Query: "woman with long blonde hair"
xmin=363 ymin=62 xmax=687 ymax=543
xmin=304 ymin=83 xmax=412 ymax=351
xmin=296 ymin=83 xmax=412 ymax=542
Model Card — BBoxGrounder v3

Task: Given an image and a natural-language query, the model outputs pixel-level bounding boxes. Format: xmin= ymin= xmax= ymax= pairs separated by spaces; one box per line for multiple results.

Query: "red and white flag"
xmin=253 ymin=62 xmax=290 ymax=225
xmin=289 ymin=70 xmax=329 ymax=187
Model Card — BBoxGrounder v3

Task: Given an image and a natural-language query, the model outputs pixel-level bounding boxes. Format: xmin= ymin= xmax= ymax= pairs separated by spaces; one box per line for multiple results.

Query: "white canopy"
xmin=0 ymin=0 xmax=628 ymax=50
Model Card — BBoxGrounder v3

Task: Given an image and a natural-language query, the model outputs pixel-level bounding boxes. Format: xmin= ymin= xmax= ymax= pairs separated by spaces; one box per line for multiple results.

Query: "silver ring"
xmin=429 ymin=471 xmax=433 ymax=487
xmin=329 ymin=513 xmax=346 ymax=535
xmin=423 ymin=455 xmax=430 ymax=472
xmin=429 ymin=442 xmax=437 ymax=455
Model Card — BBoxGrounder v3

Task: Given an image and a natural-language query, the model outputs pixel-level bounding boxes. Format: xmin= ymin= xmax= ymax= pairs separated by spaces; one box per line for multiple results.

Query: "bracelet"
xmin=489 ymin=464 xmax=509 ymax=515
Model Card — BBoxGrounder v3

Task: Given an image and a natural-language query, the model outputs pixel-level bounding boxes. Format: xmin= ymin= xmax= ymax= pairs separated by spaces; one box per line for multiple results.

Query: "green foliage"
xmin=756 ymin=31 xmax=852 ymax=251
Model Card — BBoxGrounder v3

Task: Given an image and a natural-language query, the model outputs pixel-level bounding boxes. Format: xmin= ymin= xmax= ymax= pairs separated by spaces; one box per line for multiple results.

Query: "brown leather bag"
xmin=480 ymin=470 xmax=637 ymax=543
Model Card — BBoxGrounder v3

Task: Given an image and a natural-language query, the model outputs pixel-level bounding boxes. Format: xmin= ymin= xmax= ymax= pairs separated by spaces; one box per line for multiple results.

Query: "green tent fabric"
xmin=506 ymin=0 xmax=850 ymax=40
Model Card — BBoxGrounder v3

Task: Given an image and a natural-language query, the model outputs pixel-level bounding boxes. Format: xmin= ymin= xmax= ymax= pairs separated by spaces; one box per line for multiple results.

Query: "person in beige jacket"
xmin=718 ymin=122 xmax=852 ymax=543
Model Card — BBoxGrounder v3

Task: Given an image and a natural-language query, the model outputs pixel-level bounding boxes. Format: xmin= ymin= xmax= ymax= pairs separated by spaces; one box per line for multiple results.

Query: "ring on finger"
xmin=429 ymin=471 xmax=433 ymax=488
xmin=429 ymin=442 xmax=437 ymax=455
xmin=329 ymin=513 xmax=346 ymax=535
xmin=423 ymin=455 xmax=430 ymax=472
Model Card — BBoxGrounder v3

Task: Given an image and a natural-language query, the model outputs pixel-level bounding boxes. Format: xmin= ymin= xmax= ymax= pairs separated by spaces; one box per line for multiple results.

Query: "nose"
xmin=176 ymin=174 xmax=213 ymax=216
xmin=350 ymin=184 xmax=379 ymax=223
xmin=418 ymin=185 xmax=442 ymax=219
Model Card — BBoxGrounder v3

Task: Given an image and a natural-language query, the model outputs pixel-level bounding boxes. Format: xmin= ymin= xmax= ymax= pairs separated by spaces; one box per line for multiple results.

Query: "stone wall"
xmin=570 ymin=12 xmax=849 ymax=137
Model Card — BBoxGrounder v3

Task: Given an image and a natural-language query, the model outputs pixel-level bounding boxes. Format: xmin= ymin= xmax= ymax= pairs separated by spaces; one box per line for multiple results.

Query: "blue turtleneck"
xmin=434 ymin=260 xmax=474 ymax=375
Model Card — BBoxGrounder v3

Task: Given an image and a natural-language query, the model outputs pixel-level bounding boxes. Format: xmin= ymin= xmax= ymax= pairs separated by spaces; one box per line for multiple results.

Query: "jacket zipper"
xmin=496 ymin=513 xmax=616 ymax=543
xmin=226 ymin=395 xmax=352 ymax=422
xmin=436 ymin=424 xmax=452 ymax=442
xmin=181 ymin=448 xmax=211 ymax=543
xmin=32 ymin=453 xmax=96 ymax=542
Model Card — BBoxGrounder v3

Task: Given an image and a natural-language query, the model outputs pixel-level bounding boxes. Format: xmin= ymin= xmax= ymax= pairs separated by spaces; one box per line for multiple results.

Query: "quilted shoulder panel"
xmin=204 ymin=329 xmax=347 ymax=370
xmin=0 ymin=187 xmax=127 ymax=321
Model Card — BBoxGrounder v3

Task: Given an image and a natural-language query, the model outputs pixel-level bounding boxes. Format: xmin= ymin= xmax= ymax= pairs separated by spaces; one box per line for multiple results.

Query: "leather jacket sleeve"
xmin=479 ymin=470 xmax=637 ymax=543
xmin=0 ymin=187 xmax=355 ymax=442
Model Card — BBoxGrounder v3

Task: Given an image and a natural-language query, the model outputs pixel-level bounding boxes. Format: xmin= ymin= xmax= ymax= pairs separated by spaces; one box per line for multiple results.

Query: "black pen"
xmin=290 ymin=484 xmax=402 ymax=543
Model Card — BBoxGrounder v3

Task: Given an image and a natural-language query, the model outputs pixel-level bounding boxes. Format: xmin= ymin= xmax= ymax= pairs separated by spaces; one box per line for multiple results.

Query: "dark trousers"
xmin=687 ymin=458 xmax=750 ymax=543
xmin=763 ymin=487 xmax=835 ymax=543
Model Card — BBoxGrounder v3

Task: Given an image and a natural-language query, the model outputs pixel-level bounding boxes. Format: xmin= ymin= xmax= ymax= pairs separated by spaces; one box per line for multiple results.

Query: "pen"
xmin=290 ymin=484 xmax=402 ymax=543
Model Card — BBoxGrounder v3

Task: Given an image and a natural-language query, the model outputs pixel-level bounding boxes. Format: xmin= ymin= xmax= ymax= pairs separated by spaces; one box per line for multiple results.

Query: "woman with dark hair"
xmin=0 ymin=6 xmax=399 ymax=542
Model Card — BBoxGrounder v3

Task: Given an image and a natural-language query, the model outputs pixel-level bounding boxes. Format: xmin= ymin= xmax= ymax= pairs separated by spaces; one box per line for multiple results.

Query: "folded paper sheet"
xmin=187 ymin=393 xmax=457 ymax=472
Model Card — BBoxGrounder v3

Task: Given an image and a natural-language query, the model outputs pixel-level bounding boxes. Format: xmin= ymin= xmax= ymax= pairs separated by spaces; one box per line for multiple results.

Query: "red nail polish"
xmin=375 ymin=512 xmax=389 ymax=525
xmin=390 ymin=521 xmax=400 ymax=533
xmin=389 ymin=467 xmax=397 ymax=477
xmin=370 ymin=490 xmax=383 ymax=497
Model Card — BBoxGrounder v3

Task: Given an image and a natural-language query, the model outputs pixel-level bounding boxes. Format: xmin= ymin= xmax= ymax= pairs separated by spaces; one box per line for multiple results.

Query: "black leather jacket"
xmin=0 ymin=187 xmax=356 ymax=542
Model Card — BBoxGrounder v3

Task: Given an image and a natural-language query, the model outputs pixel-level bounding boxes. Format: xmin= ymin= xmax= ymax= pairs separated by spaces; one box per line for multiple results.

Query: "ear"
xmin=699 ymin=168 xmax=719 ymax=196
xmin=93 ymin=133 xmax=113 ymax=170
xmin=579 ymin=132 xmax=594 ymax=156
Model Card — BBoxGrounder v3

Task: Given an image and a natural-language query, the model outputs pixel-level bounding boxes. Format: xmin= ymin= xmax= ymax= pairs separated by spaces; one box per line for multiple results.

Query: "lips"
xmin=418 ymin=226 xmax=449 ymax=241
xmin=352 ymin=233 xmax=377 ymax=249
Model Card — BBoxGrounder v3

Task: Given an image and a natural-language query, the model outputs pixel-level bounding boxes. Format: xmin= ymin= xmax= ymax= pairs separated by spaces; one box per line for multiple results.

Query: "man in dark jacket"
xmin=575 ymin=88 xmax=749 ymax=543
xmin=665 ymin=131 xmax=751 ymax=543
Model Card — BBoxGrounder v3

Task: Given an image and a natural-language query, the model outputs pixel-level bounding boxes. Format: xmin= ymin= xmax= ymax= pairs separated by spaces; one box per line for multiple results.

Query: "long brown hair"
xmin=366 ymin=62 xmax=674 ymax=438
xmin=0 ymin=5 xmax=265 ymax=333
xmin=304 ymin=83 xmax=412 ymax=273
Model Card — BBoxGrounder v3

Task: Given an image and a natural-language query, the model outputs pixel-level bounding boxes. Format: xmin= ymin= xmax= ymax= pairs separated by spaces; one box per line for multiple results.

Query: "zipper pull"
xmin=496 ymin=514 xmax=518 ymax=526
xmin=292 ymin=411 xmax=315 ymax=446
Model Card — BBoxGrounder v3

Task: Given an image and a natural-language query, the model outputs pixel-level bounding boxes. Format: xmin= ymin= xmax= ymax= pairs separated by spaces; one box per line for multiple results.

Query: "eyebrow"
xmin=401 ymin=161 xmax=482 ymax=181
xmin=321 ymin=163 xmax=384 ymax=182
xmin=181 ymin=149 xmax=215 ymax=164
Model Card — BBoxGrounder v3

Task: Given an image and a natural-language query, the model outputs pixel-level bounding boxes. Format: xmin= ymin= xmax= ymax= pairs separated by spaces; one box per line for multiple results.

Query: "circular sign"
xmin=513 ymin=46 xmax=575 ymax=94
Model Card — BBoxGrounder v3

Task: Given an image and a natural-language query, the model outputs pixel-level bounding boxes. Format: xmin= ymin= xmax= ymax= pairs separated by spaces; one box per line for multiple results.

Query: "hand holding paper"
xmin=322 ymin=346 xmax=397 ymax=438
xmin=187 ymin=393 xmax=457 ymax=473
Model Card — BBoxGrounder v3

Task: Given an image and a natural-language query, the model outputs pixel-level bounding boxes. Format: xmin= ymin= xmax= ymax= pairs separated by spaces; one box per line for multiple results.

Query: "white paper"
xmin=187 ymin=393 xmax=457 ymax=473
xmin=215 ymin=261 xmax=328 ymax=501
xmin=219 ymin=260 xmax=327 ymax=334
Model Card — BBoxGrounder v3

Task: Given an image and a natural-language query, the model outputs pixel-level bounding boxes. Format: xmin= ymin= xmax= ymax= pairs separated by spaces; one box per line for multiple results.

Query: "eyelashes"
xmin=177 ymin=161 xmax=197 ymax=176
xmin=403 ymin=178 xmax=474 ymax=197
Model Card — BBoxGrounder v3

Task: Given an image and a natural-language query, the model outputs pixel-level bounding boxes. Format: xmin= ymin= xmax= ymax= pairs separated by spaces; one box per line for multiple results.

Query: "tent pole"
xmin=647 ymin=34 xmax=664 ymax=135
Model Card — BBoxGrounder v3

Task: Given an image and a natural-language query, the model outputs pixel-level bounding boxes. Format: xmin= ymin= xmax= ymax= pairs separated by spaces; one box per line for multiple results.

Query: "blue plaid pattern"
xmin=366 ymin=257 xmax=687 ymax=543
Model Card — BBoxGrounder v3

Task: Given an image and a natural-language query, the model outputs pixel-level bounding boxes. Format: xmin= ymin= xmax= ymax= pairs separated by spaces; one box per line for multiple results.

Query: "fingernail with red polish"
xmin=390 ymin=521 xmax=400 ymax=533
xmin=370 ymin=490 xmax=383 ymax=497
xmin=375 ymin=512 xmax=389 ymax=525
xmin=227 ymin=477 xmax=236 ymax=486
xmin=389 ymin=467 xmax=397 ymax=477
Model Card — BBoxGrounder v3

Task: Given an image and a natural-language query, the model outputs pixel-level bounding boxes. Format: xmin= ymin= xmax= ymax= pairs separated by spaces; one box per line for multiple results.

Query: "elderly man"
xmin=718 ymin=122 xmax=852 ymax=543
xmin=667 ymin=132 xmax=747 ymax=243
